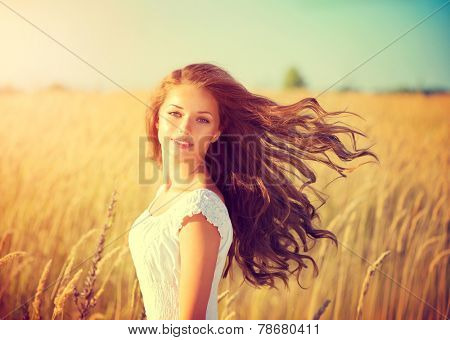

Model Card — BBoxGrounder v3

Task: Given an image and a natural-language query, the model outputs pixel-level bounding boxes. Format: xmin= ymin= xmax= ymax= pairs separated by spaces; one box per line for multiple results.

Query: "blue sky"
xmin=0 ymin=0 xmax=448 ymax=91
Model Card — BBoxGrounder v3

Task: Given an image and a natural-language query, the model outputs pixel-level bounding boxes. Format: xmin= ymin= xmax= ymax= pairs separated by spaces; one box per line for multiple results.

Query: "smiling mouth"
xmin=171 ymin=139 xmax=193 ymax=147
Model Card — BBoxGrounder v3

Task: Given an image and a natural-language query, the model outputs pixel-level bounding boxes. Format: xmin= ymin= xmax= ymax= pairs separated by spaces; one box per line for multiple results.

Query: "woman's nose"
xmin=177 ymin=116 xmax=192 ymax=134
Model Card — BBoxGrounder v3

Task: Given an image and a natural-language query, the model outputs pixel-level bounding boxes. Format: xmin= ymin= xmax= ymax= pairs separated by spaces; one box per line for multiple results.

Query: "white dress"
xmin=128 ymin=186 xmax=234 ymax=320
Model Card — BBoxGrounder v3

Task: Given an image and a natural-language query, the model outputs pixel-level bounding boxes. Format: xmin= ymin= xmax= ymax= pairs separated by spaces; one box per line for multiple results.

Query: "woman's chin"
xmin=167 ymin=148 xmax=196 ymax=160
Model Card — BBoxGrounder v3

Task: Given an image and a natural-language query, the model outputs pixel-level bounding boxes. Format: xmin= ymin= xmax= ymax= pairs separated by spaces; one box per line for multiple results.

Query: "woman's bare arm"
xmin=179 ymin=213 xmax=221 ymax=319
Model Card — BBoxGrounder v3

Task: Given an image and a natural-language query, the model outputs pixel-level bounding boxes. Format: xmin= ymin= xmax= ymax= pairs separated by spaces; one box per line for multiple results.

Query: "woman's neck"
xmin=162 ymin=158 xmax=213 ymax=191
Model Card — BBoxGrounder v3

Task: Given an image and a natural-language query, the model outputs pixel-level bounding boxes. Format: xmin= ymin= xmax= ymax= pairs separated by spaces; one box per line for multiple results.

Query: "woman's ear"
xmin=212 ymin=131 xmax=221 ymax=143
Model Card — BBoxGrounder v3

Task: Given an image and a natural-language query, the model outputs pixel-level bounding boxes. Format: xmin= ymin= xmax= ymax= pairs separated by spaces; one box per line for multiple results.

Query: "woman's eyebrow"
xmin=169 ymin=104 xmax=213 ymax=116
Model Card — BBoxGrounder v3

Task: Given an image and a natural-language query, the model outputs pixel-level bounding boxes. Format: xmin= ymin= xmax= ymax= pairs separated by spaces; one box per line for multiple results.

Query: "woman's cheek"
xmin=197 ymin=137 xmax=211 ymax=155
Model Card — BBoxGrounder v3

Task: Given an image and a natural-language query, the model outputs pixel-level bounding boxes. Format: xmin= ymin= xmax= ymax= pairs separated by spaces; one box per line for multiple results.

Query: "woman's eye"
xmin=168 ymin=111 xmax=209 ymax=123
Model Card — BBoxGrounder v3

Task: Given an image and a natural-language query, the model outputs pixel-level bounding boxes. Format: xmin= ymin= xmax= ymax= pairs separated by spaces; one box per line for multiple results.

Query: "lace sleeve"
xmin=173 ymin=190 xmax=232 ymax=242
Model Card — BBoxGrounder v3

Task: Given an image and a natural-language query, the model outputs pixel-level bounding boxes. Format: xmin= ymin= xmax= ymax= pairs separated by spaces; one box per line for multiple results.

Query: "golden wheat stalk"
xmin=30 ymin=259 xmax=53 ymax=320
xmin=218 ymin=289 xmax=230 ymax=304
xmin=0 ymin=256 xmax=33 ymax=302
xmin=94 ymin=247 xmax=127 ymax=304
xmin=53 ymin=255 xmax=75 ymax=304
xmin=88 ymin=312 xmax=105 ymax=320
xmin=50 ymin=228 xmax=98 ymax=302
xmin=428 ymin=249 xmax=450 ymax=274
xmin=0 ymin=231 xmax=12 ymax=255
xmin=74 ymin=190 xmax=117 ymax=320
xmin=356 ymin=250 xmax=391 ymax=320
xmin=52 ymin=268 xmax=83 ymax=320
xmin=0 ymin=251 xmax=27 ymax=268
xmin=51 ymin=228 xmax=99 ymax=301
xmin=129 ymin=278 xmax=139 ymax=319
xmin=416 ymin=236 xmax=441 ymax=261
xmin=96 ymin=245 xmax=121 ymax=275
xmin=219 ymin=288 xmax=240 ymax=320
xmin=223 ymin=311 xmax=236 ymax=320
xmin=312 ymin=299 xmax=331 ymax=320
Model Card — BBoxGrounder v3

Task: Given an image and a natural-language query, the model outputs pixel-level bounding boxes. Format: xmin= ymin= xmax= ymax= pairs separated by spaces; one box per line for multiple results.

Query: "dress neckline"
xmin=146 ymin=186 xmax=225 ymax=219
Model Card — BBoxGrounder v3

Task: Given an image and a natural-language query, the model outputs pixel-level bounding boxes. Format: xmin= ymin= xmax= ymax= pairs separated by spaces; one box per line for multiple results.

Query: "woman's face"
xmin=157 ymin=84 xmax=221 ymax=163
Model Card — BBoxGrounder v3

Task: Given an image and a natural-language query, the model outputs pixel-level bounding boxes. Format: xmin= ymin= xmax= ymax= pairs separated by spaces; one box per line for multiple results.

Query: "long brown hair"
xmin=145 ymin=63 xmax=379 ymax=290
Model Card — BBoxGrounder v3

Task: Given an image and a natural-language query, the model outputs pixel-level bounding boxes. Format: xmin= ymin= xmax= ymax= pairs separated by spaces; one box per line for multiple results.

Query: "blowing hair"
xmin=145 ymin=63 xmax=379 ymax=290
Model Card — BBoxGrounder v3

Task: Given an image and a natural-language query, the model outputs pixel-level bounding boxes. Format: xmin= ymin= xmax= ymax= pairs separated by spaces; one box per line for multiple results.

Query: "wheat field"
xmin=0 ymin=88 xmax=448 ymax=320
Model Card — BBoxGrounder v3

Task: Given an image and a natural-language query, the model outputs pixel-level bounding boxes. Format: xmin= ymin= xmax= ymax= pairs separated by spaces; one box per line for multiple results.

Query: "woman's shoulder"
xmin=176 ymin=196 xmax=232 ymax=245
xmin=175 ymin=186 xmax=232 ymax=231
xmin=197 ymin=186 xmax=226 ymax=205
xmin=178 ymin=184 xmax=225 ymax=206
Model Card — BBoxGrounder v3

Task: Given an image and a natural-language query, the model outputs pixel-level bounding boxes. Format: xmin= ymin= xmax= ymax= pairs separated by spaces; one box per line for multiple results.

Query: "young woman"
xmin=128 ymin=63 xmax=378 ymax=320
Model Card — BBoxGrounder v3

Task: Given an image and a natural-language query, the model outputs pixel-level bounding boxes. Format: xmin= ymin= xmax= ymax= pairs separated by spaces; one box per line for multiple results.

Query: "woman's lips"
xmin=171 ymin=139 xmax=193 ymax=149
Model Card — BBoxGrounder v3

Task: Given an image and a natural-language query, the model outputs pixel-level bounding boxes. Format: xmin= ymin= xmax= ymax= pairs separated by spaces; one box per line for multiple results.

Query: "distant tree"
xmin=47 ymin=82 xmax=69 ymax=91
xmin=385 ymin=85 xmax=449 ymax=95
xmin=0 ymin=84 xmax=20 ymax=94
xmin=283 ymin=66 xmax=306 ymax=89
